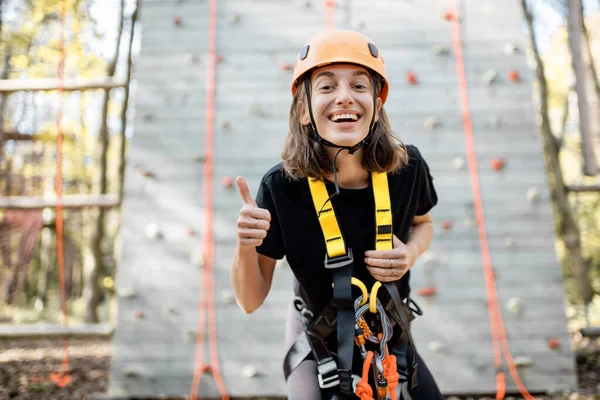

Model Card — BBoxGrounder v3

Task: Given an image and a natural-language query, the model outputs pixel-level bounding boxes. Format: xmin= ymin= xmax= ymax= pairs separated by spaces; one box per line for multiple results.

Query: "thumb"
xmin=236 ymin=176 xmax=257 ymax=206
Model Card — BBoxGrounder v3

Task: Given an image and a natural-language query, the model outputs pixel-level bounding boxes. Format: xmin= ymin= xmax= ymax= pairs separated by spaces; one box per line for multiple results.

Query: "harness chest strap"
xmin=307 ymin=172 xmax=399 ymax=394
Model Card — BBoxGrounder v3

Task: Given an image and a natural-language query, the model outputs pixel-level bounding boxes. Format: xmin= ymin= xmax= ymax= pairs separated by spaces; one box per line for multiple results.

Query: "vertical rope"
xmin=447 ymin=2 xmax=534 ymax=398
xmin=190 ymin=0 xmax=229 ymax=398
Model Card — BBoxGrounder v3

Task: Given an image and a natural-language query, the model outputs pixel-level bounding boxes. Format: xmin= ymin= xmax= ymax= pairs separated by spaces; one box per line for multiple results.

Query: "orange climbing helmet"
xmin=291 ymin=30 xmax=389 ymax=104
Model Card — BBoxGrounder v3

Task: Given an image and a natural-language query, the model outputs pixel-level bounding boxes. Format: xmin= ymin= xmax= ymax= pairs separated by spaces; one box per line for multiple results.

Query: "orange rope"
xmin=189 ymin=0 xmax=229 ymax=398
xmin=49 ymin=0 xmax=71 ymax=388
xmin=447 ymin=2 xmax=534 ymax=399
xmin=324 ymin=0 xmax=336 ymax=30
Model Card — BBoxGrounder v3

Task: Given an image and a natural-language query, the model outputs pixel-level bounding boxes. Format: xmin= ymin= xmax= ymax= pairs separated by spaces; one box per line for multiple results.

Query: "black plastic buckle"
xmin=324 ymin=248 xmax=354 ymax=269
xmin=316 ymin=358 xmax=339 ymax=389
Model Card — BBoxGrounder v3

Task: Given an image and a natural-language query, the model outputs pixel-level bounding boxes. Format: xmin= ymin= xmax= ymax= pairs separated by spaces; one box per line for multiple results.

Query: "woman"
xmin=230 ymin=30 xmax=442 ymax=400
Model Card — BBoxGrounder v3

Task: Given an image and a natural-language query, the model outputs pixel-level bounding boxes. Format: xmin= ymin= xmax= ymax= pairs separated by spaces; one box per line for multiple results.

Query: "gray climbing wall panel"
xmin=109 ymin=0 xmax=577 ymax=397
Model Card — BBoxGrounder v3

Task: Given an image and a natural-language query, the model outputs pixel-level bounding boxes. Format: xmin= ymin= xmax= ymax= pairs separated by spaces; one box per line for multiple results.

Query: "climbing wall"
xmin=109 ymin=0 xmax=577 ymax=397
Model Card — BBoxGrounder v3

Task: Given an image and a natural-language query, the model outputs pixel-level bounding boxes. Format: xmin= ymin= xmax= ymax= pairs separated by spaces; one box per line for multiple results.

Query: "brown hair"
xmin=282 ymin=77 xmax=408 ymax=180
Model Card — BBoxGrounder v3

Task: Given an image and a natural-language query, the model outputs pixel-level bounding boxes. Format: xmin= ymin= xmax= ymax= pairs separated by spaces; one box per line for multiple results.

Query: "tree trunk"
xmin=521 ymin=0 xmax=594 ymax=308
xmin=82 ymin=0 xmax=125 ymax=323
xmin=567 ymin=0 xmax=599 ymax=176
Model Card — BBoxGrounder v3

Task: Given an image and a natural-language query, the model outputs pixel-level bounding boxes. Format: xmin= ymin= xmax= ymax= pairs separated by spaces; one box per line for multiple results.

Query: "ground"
xmin=0 ymin=338 xmax=598 ymax=400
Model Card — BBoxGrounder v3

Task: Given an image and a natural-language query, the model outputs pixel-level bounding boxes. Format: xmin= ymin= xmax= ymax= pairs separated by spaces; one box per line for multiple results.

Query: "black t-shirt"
xmin=255 ymin=144 xmax=438 ymax=316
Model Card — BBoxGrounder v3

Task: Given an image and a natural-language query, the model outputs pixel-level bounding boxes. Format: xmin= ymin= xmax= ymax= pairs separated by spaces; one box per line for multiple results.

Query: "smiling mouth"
xmin=329 ymin=113 xmax=361 ymax=123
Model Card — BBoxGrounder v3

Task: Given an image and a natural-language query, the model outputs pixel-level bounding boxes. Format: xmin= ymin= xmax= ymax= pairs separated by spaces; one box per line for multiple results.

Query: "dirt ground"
xmin=0 ymin=338 xmax=598 ymax=400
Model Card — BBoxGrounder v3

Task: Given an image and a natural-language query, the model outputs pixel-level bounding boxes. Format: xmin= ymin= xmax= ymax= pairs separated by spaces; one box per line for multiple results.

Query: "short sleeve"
xmin=255 ymin=174 xmax=286 ymax=260
xmin=412 ymin=147 xmax=438 ymax=216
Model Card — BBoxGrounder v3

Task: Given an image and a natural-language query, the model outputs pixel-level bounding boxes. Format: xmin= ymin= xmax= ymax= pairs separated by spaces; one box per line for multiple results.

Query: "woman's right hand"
xmin=236 ymin=177 xmax=271 ymax=248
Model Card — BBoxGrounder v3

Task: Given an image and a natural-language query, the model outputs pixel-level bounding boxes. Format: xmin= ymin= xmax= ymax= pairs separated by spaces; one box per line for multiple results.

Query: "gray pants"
xmin=284 ymin=301 xmax=443 ymax=400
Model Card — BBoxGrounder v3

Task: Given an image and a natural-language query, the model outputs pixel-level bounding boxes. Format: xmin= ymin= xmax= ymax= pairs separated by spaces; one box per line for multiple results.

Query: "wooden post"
xmin=567 ymin=0 xmax=599 ymax=176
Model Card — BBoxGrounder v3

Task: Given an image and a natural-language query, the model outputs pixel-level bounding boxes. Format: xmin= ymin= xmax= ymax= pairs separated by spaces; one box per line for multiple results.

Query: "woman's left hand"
xmin=364 ymin=235 xmax=414 ymax=282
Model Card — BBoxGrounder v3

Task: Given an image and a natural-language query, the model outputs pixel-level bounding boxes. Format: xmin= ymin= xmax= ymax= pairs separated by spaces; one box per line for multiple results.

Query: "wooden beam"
xmin=580 ymin=326 xmax=600 ymax=338
xmin=0 ymin=77 xmax=127 ymax=93
xmin=0 ymin=194 xmax=121 ymax=209
xmin=0 ymin=323 xmax=113 ymax=339
xmin=0 ymin=130 xmax=35 ymax=141
xmin=565 ymin=184 xmax=600 ymax=192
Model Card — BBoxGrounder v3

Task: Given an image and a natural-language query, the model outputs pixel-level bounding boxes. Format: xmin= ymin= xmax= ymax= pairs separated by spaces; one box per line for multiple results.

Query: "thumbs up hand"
xmin=236 ymin=177 xmax=272 ymax=248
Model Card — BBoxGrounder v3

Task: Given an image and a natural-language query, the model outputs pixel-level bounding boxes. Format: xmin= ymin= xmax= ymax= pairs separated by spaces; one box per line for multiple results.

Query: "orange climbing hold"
xmin=508 ymin=70 xmax=520 ymax=82
xmin=418 ymin=287 xmax=437 ymax=297
xmin=490 ymin=157 xmax=506 ymax=171
xmin=279 ymin=62 xmax=293 ymax=71
xmin=221 ymin=176 xmax=234 ymax=188
xmin=135 ymin=310 xmax=144 ymax=319
xmin=186 ymin=227 xmax=197 ymax=237
xmin=441 ymin=220 xmax=453 ymax=230
xmin=406 ymin=71 xmax=418 ymax=85
xmin=547 ymin=337 xmax=560 ymax=350
xmin=216 ymin=55 xmax=225 ymax=63
xmin=173 ymin=17 xmax=182 ymax=26
xmin=442 ymin=11 xmax=456 ymax=21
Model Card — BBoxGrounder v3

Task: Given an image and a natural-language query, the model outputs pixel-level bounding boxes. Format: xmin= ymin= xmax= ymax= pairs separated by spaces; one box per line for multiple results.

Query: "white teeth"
xmin=330 ymin=113 xmax=359 ymax=122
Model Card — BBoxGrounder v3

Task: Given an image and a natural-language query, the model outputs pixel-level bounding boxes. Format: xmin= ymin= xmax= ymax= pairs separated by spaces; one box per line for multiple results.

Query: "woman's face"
xmin=301 ymin=64 xmax=381 ymax=148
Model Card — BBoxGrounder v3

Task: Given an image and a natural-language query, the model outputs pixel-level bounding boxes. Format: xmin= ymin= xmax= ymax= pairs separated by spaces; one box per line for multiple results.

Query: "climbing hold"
xmin=514 ymin=356 xmax=533 ymax=367
xmin=504 ymin=42 xmax=519 ymax=54
xmin=216 ymin=55 xmax=225 ymax=63
xmin=222 ymin=120 xmax=231 ymax=130
xmin=352 ymin=19 xmax=366 ymax=31
xmin=300 ymin=0 xmax=311 ymax=8
xmin=123 ymin=366 xmax=140 ymax=378
xmin=507 ymin=297 xmax=523 ymax=315
xmin=504 ymin=235 xmax=515 ymax=248
xmin=190 ymin=250 xmax=204 ymax=267
xmin=142 ymin=112 xmax=153 ymax=122
xmin=490 ymin=157 xmax=506 ymax=171
xmin=422 ymin=251 xmax=439 ymax=268
xmin=186 ymin=227 xmax=196 ymax=237
xmin=442 ymin=11 xmax=456 ymax=21
xmin=526 ymin=186 xmax=540 ymax=203
xmin=490 ymin=116 xmax=501 ymax=129
xmin=222 ymin=176 xmax=234 ymax=188
xmin=242 ymin=364 xmax=258 ymax=378
xmin=249 ymin=103 xmax=268 ymax=118
xmin=481 ymin=69 xmax=498 ymax=86
xmin=145 ymin=223 xmax=164 ymax=240
xmin=135 ymin=310 xmax=145 ymax=319
xmin=424 ymin=116 xmax=440 ymax=130
xmin=417 ymin=287 xmax=437 ymax=297
xmin=432 ymin=45 xmax=449 ymax=56
xmin=193 ymin=154 xmax=207 ymax=163
xmin=117 ymin=288 xmax=136 ymax=299
xmin=138 ymin=168 xmax=154 ymax=178
xmin=279 ymin=62 xmax=293 ymax=71
xmin=228 ymin=13 xmax=241 ymax=24
xmin=428 ymin=341 xmax=444 ymax=353
xmin=441 ymin=220 xmax=453 ymax=231
xmin=173 ymin=17 xmax=183 ymax=26
xmin=547 ymin=337 xmax=560 ymax=350
xmin=182 ymin=327 xmax=197 ymax=342
xmin=186 ymin=53 xmax=200 ymax=64
xmin=221 ymin=290 xmax=235 ymax=304
xmin=508 ymin=70 xmax=521 ymax=83
xmin=202 ymin=365 xmax=213 ymax=374
xmin=453 ymin=156 xmax=465 ymax=170
xmin=406 ymin=72 xmax=418 ymax=85
xmin=463 ymin=218 xmax=477 ymax=228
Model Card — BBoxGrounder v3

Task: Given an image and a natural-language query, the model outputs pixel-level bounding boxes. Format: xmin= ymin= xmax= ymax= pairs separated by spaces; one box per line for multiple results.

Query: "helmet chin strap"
xmin=303 ymin=75 xmax=378 ymax=156
xmin=304 ymin=73 xmax=379 ymax=212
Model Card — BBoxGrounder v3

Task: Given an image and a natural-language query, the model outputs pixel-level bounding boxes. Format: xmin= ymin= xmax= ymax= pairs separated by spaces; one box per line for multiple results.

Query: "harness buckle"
xmin=316 ymin=358 xmax=340 ymax=389
xmin=324 ymin=248 xmax=354 ymax=269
